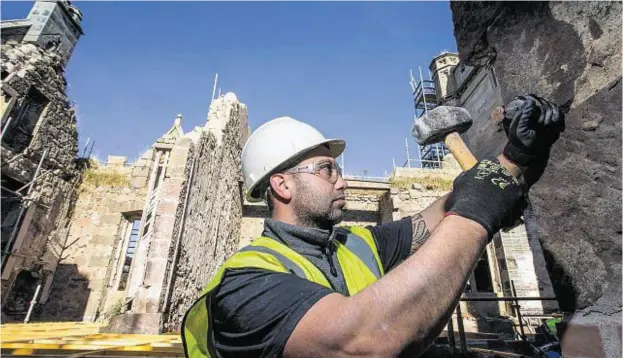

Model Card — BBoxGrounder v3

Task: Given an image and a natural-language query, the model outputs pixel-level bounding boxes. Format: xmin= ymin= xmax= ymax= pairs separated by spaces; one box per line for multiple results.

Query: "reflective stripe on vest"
xmin=181 ymin=226 xmax=383 ymax=358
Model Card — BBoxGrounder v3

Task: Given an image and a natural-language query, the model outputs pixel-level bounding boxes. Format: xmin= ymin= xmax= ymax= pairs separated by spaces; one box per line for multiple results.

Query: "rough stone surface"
xmin=451 ymin=1 xmax=622 ymax=354
xmin=101 ymin=313 xmax=163 ymax=335
xmin=0 ymin=41 xmax=81 ymax=322
xmin=1 ymin=42 xmax=78 ymax=167
xmin=38 ymin=159 xmax=148 ymax=322
xmin=163 ymin=95 xmax=248 ymax=332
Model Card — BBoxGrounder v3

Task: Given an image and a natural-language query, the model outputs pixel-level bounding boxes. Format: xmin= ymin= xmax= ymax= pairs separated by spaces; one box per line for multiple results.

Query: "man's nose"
xmin=335 ymin=176 xmax=347 ymax=190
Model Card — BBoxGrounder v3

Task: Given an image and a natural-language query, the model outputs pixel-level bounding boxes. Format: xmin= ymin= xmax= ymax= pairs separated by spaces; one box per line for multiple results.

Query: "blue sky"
xmin=2 ymin=1 xmax=457 ymax=176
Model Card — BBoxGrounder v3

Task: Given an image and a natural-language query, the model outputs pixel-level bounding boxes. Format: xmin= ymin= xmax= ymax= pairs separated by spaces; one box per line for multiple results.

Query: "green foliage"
xmin=82 ymin=168 xmax=130 ymax=188
xmin=100 ymin=298 xmax=124 ymax=322
xmin=389 ymin=176 xmax=453 ymax=191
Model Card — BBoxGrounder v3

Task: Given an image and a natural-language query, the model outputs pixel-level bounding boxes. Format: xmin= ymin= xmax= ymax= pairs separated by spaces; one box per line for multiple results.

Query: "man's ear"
xmin=269 ymin=174 xmax=292 ymax=201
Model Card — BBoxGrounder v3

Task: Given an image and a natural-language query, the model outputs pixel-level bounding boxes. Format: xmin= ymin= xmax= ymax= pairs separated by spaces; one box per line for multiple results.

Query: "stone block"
xmin=162 ymin=178 xmax=185 ymax=197
xmin=560 ymin=322 xmax=606 ymax=358
xmin=102 ymin=214 xmax=121 ymax=226
xmin=149 ymin=239 xmax=172 ymax=259
xmin=131 ymin=176 xmax=148 ymax=189
xmin=101 ymin=313 xmax=164 ymax=334
xmin=88 ymin=255 xmax=111 ymax=268
xmin=90 ymin=234 xmax=114 ymax=245
xmin=142 ymin=260 xmax=166 ymax=287
xmin=165 ymin=165 xmax=186 ymax=179
xmin=131 ymin=166 xmax=150 ymax=178
xmin=168 ymin=147 xmax=190 ymax=167
xmin=156 ymin=201 xmax=179 ymax=218
xmin=408 ymin=190 xmax=422 ymax=198
xmin=106 ymin=155 xmax=128 ymax=167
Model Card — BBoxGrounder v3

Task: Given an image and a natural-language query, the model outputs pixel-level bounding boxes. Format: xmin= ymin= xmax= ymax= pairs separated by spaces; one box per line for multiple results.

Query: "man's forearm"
xmin=286 ymin=215 xmax=488 ymax=357
xmin=410 ymin=154 xmax=521 ymax=254
xmin=410 ymin=193 xmax=449 ymax=254
xmin=343 ymin=216 xmax=488 ymax=355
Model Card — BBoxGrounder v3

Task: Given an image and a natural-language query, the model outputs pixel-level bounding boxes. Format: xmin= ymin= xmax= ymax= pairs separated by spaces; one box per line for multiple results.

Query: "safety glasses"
xmin=283 ymin=160 xmax=343 ymax=184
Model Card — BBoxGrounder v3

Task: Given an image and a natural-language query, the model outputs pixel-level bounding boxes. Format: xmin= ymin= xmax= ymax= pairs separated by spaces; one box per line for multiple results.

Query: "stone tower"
xmin=428 ymin=52 xmax=459 ymax=104
xmin=2 ymin=0 xmax=85 ymax=64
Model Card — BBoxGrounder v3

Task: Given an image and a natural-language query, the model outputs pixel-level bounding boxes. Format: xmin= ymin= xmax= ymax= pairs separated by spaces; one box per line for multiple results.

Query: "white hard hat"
xmin=241 ymin=116 xmax=345 ymax=202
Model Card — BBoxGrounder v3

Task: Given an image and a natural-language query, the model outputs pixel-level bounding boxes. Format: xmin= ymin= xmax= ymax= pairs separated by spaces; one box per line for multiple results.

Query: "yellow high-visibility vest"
xmin=181 ymin=226 xmax=384 ymax=358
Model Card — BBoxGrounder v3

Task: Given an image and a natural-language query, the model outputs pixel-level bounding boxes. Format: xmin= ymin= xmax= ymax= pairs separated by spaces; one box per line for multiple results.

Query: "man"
xmin=182 ymin=95 xmax=564 ymax=358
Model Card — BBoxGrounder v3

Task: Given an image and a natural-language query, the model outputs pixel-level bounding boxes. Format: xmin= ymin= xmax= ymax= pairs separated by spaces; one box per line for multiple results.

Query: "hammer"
xmin=411 ymin=105 xmax=522 ymax=177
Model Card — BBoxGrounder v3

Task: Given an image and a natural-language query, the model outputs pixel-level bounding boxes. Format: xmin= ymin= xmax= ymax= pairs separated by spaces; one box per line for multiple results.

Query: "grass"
xmin=81 ymin=168 xmax=130 ymax=188
xmin=100 ymin=299 xmax=124 ymax=322
xmin=389 ymin=176 xmax=454 ymax=191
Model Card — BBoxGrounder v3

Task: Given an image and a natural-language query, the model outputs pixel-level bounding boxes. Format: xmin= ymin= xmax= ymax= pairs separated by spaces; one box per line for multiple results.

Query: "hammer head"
xmin=412 ymin=106 xmax=473 ymax=146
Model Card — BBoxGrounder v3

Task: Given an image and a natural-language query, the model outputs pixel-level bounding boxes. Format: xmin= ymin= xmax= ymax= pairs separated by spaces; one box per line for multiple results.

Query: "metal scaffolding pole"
xmin=24 ymin=283 xmax=42 ymax=323
xmin=1 ymin=149 xmax=48 ymax=269
xmin=405 ymin=138 xmax=411 ymax=168
xmin=211 ymin=73 xmax=219 ymax=101
xmin=1 ymin=117 xmax=12 ymax=141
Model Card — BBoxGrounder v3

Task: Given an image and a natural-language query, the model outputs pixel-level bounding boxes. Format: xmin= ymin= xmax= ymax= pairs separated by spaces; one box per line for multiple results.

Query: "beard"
xmin=292 ymin=176 xmax=345 ymax=230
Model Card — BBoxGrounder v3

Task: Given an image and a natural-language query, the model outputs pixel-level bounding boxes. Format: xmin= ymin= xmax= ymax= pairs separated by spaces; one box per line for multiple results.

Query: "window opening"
xmin=118 ymin=219 xmax=141 ymax=291
xmin=1 ymin=175 xmax=26 ymax=254
xmin=2 ymin=87 xmax=49 ymax=153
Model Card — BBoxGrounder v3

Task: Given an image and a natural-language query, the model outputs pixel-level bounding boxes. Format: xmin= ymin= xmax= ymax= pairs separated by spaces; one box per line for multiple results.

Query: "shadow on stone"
xmin=36 ymin=264 xmax=91 ymax=322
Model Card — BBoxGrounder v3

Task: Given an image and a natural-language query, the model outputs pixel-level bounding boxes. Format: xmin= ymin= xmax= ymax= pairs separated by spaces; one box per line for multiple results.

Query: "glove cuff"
xmin=503 ymin=143 xmax=539 ymax=167
xmin=445 ymin=211 xmax=496 ymax=241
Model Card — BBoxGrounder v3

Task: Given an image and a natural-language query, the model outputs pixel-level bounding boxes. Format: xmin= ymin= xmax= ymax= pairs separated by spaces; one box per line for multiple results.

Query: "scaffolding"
xmin=409 ymin=67 xmax=449 ymax=169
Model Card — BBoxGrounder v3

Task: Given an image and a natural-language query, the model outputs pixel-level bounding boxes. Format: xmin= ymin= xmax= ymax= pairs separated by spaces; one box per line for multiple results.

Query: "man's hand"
xmin=502 ymin=94 xmax=566 ymax=167
xmin=445 ymin=159 xmax=526 ymax=239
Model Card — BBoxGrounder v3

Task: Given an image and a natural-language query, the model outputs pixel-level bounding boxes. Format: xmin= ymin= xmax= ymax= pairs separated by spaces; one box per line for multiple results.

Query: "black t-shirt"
xmin=212 ymin=217 xmax=414 ymax=358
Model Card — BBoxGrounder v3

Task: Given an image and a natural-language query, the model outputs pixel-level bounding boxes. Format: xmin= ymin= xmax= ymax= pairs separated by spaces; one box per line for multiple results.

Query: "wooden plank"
xmin=0 ymin=323 xmax=184 ymax=357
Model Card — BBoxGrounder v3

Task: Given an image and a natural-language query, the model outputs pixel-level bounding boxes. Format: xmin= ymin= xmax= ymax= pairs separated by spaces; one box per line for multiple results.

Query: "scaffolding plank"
xmin=0 ymin=322 xmax=184 ymax=357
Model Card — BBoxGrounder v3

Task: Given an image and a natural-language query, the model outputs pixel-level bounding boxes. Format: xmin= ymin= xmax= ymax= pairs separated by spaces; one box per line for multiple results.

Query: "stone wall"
xmin=163 ymin=94 xmax=249 ymax=332
xmin=450 ymin=2 xmax=622 ymax=356
xmin=1 ymin=42 xmax=78 ymax=167
xmin=0 ymin=41 xmax=81 ymax=322
xmin=129 ymin=139 xmax=193 ymax=318
xmin=342 ymin=180 xmax=389 ymax=227
xmin=38 ymin=156 xmax=149 ymax=322
xmin=498 ymin=225 xmax=558 ymax=314
xmin=239 ymin=202 xmax=268 ymax=249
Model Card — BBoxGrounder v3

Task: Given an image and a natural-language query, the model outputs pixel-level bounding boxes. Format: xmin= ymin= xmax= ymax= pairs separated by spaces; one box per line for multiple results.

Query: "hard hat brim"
xmin=245 ymin=138 xmax=345 ymax=202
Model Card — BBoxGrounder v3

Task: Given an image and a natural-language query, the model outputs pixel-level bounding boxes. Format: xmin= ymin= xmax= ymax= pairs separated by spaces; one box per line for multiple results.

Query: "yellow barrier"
xmin=1 ymin=322 xmax=184 ymax=357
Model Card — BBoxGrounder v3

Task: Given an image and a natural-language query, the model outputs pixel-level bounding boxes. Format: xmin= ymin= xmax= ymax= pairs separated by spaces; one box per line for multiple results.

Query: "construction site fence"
xmin=448 ymin=285 xmax=560 ymax=357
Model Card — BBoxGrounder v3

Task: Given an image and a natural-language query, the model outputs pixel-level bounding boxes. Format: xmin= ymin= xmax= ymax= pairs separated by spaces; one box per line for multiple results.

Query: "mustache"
xmin=333 ymin=193 xmax=346 ymax=201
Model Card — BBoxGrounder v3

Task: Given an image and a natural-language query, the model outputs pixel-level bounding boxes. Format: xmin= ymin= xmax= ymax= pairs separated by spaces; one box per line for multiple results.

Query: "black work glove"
xmin=502 ymin=94 xmax=566 ymax=167
xmin=445 ymin=159 xmax=526 ymax=240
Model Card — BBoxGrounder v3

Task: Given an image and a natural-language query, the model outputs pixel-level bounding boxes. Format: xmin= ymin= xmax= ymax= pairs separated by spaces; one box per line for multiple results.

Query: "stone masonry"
xmin=0 ymin=41 xmax=82 ymax=322
xmin=451 ymin=2 xmax=622 ymax=357
xmin=37 ymin=155 xmax=150 ymax=322
xmin=163 ymin=93 xmax=249 ymax=332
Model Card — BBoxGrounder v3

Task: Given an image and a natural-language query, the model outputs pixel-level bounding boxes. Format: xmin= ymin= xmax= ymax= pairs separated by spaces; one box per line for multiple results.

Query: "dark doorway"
xmin=2 ymin=270 xmax=39 ymax=322
xmin=1 ymin=175 xmax=26 ymax=256
xmin=2 ymin=86 xmax=49 ymax=153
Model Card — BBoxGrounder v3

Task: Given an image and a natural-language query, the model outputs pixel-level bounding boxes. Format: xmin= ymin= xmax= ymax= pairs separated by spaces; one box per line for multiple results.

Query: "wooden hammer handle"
xmin=443 ymin=132 xmax=522 ymax=177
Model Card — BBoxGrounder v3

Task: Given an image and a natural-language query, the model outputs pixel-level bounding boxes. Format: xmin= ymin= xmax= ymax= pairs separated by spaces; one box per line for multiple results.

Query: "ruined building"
xmin=1 ymin=0 xmax=85 ymax=322
xmin=14 ymin=87 xmax=558 ymax=338
xmin=6 ymin=3 xmax=613 ymax=355
xmin=448 ymin=2 xmax=622 ymax=357
xmin=0 ymin=3 xmax=560 ymax=338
